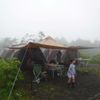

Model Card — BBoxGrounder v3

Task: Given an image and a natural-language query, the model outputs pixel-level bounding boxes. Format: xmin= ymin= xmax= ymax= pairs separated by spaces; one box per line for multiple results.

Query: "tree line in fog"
xmin=0 ymin=32 xmax=100 ymax=56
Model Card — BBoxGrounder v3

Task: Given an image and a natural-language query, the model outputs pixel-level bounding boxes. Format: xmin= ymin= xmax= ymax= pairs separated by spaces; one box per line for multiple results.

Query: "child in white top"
xmin=67 ymin=59 xmax=76 ymax=87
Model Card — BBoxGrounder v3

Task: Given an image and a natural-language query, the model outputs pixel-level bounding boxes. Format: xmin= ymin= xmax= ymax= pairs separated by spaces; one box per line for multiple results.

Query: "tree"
xmin=38 ymin=32 xmax=45 ymax=41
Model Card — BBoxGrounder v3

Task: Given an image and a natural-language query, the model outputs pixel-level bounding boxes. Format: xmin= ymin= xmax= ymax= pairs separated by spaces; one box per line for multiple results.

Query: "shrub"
xmin=0 ymin=58 xmax=22 ymax=99
xmin=89 ymin=54 xmax=100 ymax=64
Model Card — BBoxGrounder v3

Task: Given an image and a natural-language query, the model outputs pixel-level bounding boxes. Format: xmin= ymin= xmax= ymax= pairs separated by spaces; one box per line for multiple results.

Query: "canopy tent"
xmin=9 ymin=42 xmax=79 ymax=50
xmin=39 ymin=36 xmax=65 ymax=47
xmin=7 ymin=37 xmax=79 ymax=70
xmin=7 ymin=36 xmax=98 ymax=69
xmin=8 ymin=36 xmax=96 ymax=50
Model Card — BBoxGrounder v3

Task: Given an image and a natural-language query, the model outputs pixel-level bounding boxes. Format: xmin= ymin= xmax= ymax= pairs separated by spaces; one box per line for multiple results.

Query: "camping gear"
xmin=32 ymin=64 xmax=47 ymax=84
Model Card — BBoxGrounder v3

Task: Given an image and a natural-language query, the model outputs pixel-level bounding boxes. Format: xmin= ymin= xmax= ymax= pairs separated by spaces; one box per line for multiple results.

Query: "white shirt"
xmin=67 ymin=64 xmax=76 ymax=75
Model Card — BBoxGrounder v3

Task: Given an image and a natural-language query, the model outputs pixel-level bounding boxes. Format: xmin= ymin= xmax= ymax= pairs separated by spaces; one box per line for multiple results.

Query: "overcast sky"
xmin=0 ymin=0 xmax=100 ymax=42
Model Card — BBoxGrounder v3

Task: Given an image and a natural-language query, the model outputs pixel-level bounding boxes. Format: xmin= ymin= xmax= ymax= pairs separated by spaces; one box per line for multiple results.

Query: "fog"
xmin=0 ymin=0 xmax=100 ymax=42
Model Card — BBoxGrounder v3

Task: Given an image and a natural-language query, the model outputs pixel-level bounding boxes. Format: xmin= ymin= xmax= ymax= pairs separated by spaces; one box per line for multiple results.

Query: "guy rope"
xmin=7 ymin=45 xmax=29 ymax=100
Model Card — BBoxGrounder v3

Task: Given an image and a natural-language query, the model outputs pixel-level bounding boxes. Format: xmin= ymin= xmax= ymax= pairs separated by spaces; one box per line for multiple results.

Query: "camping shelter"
xmin=5 ymin=36 xmax=94 ymax=69
xmin=7 ymin=36 xmax=87 ymax=70
xmin=8 ymin=38 xmax=80 ymax=71
xmin=39 ymin=36 xmax=79 ymax=65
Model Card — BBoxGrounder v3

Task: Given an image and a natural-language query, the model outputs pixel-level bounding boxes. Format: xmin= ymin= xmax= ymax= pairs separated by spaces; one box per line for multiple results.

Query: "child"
xmin=67 ymin=59 xmax=76 ymax=87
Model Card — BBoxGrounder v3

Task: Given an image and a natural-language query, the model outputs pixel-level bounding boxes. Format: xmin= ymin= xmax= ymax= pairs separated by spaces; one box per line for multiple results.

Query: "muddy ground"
xmin=19 ymin=71 xmax=100 ymax=100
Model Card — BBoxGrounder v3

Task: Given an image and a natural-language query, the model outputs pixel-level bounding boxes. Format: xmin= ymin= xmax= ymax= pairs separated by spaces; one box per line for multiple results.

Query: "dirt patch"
xmin=16 ymin=72 xmax=100 ymax=100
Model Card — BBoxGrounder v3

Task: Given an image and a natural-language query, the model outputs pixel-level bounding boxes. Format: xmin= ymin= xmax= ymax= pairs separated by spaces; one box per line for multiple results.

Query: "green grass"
xmin=76 ymin=66 xmax=100 ymax=77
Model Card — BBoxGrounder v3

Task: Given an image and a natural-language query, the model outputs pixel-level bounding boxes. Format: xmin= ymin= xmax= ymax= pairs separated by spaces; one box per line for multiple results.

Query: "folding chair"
xmin=32 ymin=64 xmax=47 ymax=84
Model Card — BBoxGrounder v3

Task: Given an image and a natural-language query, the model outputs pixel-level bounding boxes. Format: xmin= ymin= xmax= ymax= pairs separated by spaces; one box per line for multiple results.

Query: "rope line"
xmin=7 ymin=46 xmax=29 ymax=100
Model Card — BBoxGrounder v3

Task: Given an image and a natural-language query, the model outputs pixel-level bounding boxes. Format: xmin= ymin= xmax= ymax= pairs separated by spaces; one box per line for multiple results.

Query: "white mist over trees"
xmin=0 ymin=32 xmax=99 ymax=47
xmin=56 ymin=37 xmax=100 ymax=47
xmin=0 ymin=32 xmax=100 ymax=56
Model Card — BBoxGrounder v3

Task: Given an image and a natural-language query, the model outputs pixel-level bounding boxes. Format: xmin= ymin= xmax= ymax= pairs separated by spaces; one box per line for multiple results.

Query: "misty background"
xmin=0 ymin=0 xmax=100 ymax=56
xmin=0 ymin=32 xmax=100 ymax=57
xmin=0 ymin=0 xmax=100 ymax=41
